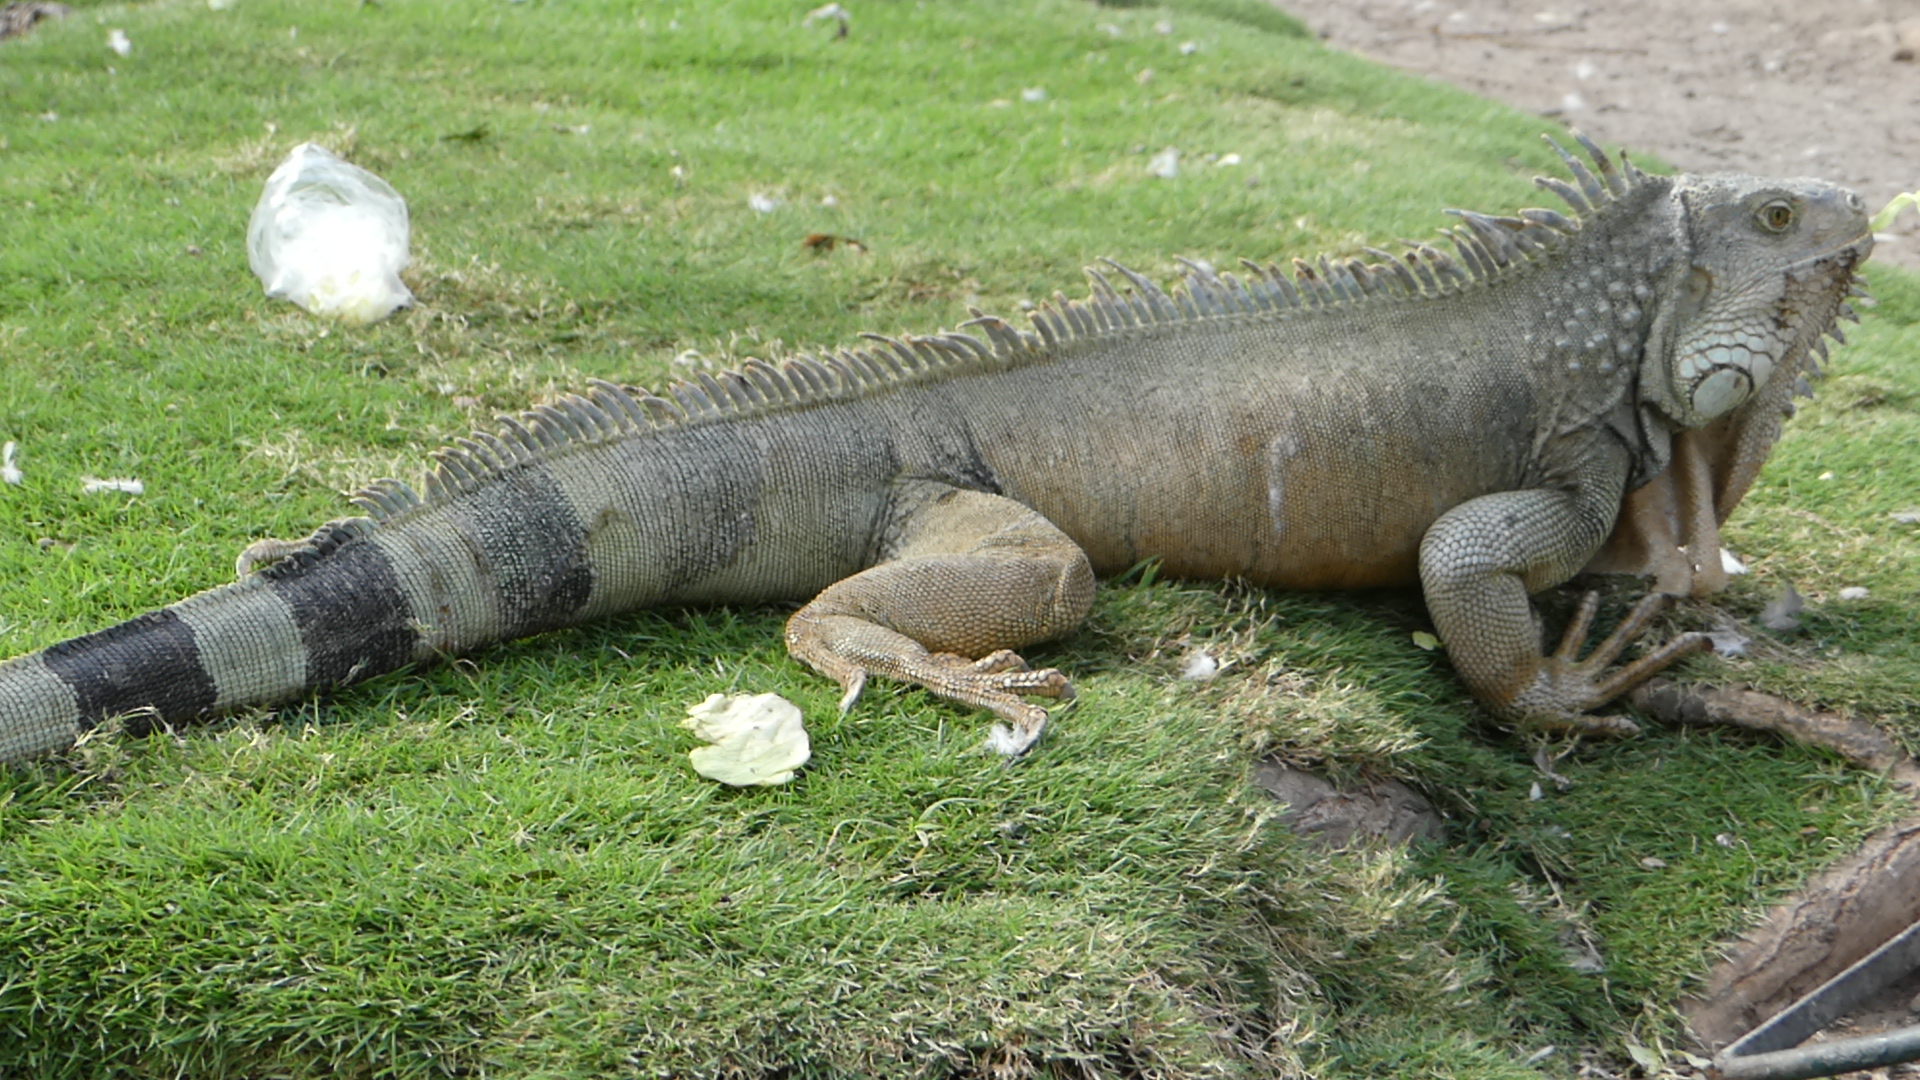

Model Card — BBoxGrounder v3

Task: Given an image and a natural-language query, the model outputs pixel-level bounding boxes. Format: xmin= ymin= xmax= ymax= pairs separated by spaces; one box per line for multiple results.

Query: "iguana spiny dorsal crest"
xmin=0 ymin=134 xmax=1873 ymax=765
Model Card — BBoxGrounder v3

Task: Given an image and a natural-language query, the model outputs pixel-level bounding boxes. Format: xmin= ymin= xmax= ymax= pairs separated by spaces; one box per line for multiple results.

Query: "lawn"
xmin=1 ymin=0 xmax=1916 ymax=1076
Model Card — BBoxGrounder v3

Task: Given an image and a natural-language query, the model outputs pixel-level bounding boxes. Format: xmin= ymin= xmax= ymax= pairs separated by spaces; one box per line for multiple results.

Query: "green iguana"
xmin=0 ymin=136 xmax=1874 ymax=765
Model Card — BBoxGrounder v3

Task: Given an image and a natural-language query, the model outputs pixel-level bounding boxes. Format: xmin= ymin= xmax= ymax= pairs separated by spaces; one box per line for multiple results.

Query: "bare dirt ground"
xmin=1277 ymin=0 xmax=1920 ymax=270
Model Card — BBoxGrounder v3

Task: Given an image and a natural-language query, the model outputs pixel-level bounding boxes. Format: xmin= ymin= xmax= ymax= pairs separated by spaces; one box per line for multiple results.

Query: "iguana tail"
xmin=0 ymin=375 xmax=905 ymax=766
xmin=0 ymin=520 xmax=430 ymax=763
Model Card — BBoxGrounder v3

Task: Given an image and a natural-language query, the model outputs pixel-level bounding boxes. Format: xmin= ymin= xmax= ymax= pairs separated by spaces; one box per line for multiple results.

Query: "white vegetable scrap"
xmin=682 ymin=692 xmax=811 ymax=786
xmin=1179 ymin=650 xmax=1218 ymax=681
xmin=984 ymin=724 xmax=1036 ymax=758
xmin=81 ymin=477 xmax=145 ymax=495
xmin=1838 ymin=586 xmax=1870 ymax=601
xmin=1705 ymin=629 xmax=1750 ymax=658
xmin=1760 ymin=583 xmax=1803 ymax=633
xmin=748 ymin=192 xmax=780 ymax=214
xmin=107 ymin=29 xmax=131 ymax=57
xmin=1719 ymin=548 xmax=1747 ymax=576
xmin=803 ymin=2 xmax=849 ymax=37
xmin=0 ymin=442 xmax=20 ymax=486
xmin=1146 ymin=147 xmax=1179 ymax=179
xmin=1021 ymin=87 xmax=1046 ymax=103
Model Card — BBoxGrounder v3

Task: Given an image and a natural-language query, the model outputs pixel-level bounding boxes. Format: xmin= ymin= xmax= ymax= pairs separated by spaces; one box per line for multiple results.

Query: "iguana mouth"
xmin=1787 ymin=228 xmax=1875 ymax=274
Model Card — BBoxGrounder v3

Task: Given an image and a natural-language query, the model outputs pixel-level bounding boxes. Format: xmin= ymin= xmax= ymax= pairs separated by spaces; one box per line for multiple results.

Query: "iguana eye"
xmin=1756 ymin=200 xmax=1795 ymax=232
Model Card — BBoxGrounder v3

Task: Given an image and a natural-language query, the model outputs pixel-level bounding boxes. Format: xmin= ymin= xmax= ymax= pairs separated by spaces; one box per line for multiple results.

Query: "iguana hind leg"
xmin=785 ymin=481 xmax=1095 ymax=756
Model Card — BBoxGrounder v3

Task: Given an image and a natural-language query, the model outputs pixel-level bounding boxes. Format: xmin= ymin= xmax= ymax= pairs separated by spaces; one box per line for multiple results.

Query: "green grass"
xmin=2 ymin=0 xmax=1917 ymax=1076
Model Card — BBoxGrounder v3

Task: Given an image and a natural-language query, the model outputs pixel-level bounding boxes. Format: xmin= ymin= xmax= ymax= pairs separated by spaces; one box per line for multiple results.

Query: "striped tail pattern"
xmin=0 ymin=521 xmax=423 ymax=762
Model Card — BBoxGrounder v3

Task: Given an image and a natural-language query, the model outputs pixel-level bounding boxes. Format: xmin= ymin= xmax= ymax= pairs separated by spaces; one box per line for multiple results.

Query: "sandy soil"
xmin=1277 ymin=0 xmax=1920 ymax=269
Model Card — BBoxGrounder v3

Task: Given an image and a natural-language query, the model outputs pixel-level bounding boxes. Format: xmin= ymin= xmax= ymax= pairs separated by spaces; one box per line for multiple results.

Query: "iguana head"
xmin=1642 ymin=175 xmax=1872 ymax=429
xmin=1588 ymin=163 xmax=1873 ymax=595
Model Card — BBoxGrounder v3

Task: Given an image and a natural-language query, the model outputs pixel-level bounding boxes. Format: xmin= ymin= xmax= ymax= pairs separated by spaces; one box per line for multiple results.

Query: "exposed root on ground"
xmin=1635 ymin=680 xmax=1920 ymax=1052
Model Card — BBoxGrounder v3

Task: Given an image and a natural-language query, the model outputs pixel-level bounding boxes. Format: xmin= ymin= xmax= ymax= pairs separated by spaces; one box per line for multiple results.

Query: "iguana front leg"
xmin=785 ymin=480 xmax=1096 ymax=756
xmin=1418 ymin=450 xmax=1711 ymax=736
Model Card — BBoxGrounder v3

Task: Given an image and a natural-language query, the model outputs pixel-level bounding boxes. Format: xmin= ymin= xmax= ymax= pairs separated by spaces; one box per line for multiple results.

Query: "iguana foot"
xmin=926 ymin=649 xmax=1076 ymax=758
xmin=789 ymin=609 xmax=1077 ymax=755
xmin=234 ymin=537 xmax=308 ymax=578
xmin=1507 ymin=591 xmax=1713 ymax=737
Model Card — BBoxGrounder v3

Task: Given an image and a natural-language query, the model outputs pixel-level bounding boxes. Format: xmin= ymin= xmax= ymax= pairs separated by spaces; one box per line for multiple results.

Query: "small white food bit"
xmin=1529 ymin=781 xmax=1543 ymax=801
xmin=1838 ymin=586 xmax=1870 ymax=601
xmin=1818 ymin=470 xmax=1836 ymax=480
xmin=1705 ymin=629 xmax=1750 ymax=657
xmin=1178 ymin=650 xmax=1218 ymax=682
xmin=803 ymin=2 xmax=849 ymax=38
xmin=1146 ymin=147 xmax=1179 ymax=179
xmin=1715 ymin=832 xmax=1736 ymax=848
xmin=1020 ymin=87 xmax=1046 ymax=103
xmin=1178 ymin=40 xmax=1198 ymax=55
xmin=0 ymin=442 xmax=21 ymax=486
xmin=819 ymin=193 xmax=838 ymax=207
xmin=1215 ymin=153 xmax=1242 ymax=167
xmin=1760 ymin=583 xmax=1803 ymax=632
xmin=985 ymin=724 xmax=1037 ymax=758
xmin=682 ymin=692 xmax=811 ymax=786
xmin=748 ymin=192 xmax=779 ymax=214
xmin=1639 ymin=856 xmax=1667 ymax=870
xmin=107 ymin=29 xmax=131 ymax=57
xmin=81 ymin=477 xmax=145 ymax=496
xmin=1719 ymin=548 xmax=1747 ymax=575
xmin=1153 ymin=19 xmax=1173 ymax=35
xmin=1559 ymin=91 xmax=1586 ymax=112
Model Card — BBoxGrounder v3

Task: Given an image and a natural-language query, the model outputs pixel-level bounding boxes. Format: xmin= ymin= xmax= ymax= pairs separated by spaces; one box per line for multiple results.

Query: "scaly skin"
xmin=0 ymin=136 xmax=1874 ymax=764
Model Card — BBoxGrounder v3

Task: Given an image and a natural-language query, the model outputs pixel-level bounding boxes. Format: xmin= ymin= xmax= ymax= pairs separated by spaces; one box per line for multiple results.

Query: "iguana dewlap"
xmin=0 ymin=136 xmax=1873 ymax=764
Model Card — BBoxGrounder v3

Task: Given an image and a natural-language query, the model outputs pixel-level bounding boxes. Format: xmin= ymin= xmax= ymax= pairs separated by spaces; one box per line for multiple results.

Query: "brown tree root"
xmin=1632 ymin=680 xmax=1920 ymax=1051
xmin=1631 ymin=679 xmax=1911 ymax=775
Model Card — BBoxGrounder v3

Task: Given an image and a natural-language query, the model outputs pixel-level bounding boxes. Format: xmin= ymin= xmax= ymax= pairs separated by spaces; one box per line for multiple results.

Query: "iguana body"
xmin=0 ymin=138 xmax=1873 ymax=765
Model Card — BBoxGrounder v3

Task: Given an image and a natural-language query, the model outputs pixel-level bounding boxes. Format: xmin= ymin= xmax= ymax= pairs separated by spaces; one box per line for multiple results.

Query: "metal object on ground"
xmin=1712 ymin=919 xmax=1920 ymax=1080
